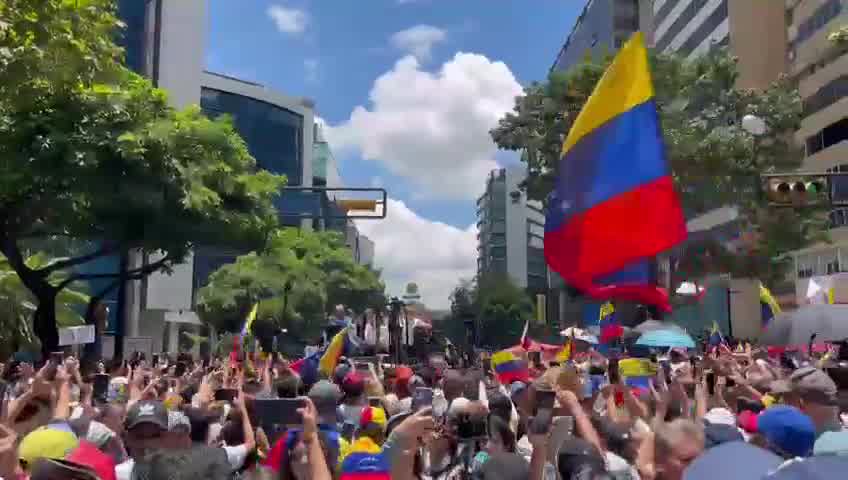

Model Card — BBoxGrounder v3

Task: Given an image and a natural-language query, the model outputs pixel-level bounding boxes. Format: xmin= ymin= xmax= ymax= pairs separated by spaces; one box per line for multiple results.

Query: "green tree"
xmin=476 ymin=273 xmax=534 ymax=349
xmin=0 ymin=0 xmax=285 ymax=352
xmin=447 ymin=274 xmax=534 ymax=350
xmin=490 ymin=48 xmax=819 ymax=288
xmin=196 ymin=228 xmax=385 ymax=345
xmin=0 ymin=253 xmax=89 ymax=356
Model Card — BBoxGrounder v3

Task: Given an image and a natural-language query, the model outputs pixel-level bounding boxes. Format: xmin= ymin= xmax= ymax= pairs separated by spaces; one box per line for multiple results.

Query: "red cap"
xmin=66 ymin=441 xmax=116 ymax=480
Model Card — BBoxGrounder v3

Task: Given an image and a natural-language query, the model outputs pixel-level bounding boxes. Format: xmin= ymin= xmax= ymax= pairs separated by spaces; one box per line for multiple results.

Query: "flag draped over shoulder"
xmin=491 ymin=350 xmax=530 ymax=384
xmin=544 ymin=32 xmax=686 ymax=313
xmin=759 ymin=283 xmax=781 ymax=329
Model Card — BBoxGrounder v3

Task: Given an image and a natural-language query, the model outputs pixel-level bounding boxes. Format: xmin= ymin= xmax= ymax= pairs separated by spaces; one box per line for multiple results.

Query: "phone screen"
xmin=706 ymin=371 xmax=716 ymax=395
xmin=254 ymin=398 xmax=306 ymax=441
xmin=214 ymin=388 xmax=238 ymax=402
xmin=412 ymin=387 xmax=434 ymax=411
xmin=93 ymin=374 xmax=110 ymax=403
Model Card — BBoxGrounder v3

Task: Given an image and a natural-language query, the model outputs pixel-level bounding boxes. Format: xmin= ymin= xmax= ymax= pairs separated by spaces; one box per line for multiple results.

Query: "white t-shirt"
xmin=115 ymin=459 xmax=134 ymax=480
xmin=224 ymin=444 xmax=249 ymax=470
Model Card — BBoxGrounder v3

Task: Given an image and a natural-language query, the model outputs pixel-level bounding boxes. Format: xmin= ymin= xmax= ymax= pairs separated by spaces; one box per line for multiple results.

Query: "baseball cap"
xmin=757 ymin=405 xmax=816 ymax=458
xmin=770 ymin=367 xmax=838 ymax=405
xmin=703 ymin=408 xmax=736 ymax=427
xmin=342 ymin=372 xmax=365 ymax=397
xmin=737 ymin=410 xmax=759 ymax=434
xmin=84 ymin=421 xmax=116 ymax=449
xmin=167 ymin=410 xmax=191 ymax=434
xmin=309 ymin=380 xmax=342 ymax=423
xmin=509 ymin=381 xmax=527 ymax=400
xmin=703 ymin=422 xmax=744 ymax=449
xmin=125 ymin=400 xmax=169 ymax=431
xmin=66 ymin=440 xmax=116 ymax=480
xmin=683 ymin=441 xmax=782 ymax=480
xmin=359 ymin=406 xmax=388 ymax=430
xmin=18 ymin=426 xmax=80 ymax=468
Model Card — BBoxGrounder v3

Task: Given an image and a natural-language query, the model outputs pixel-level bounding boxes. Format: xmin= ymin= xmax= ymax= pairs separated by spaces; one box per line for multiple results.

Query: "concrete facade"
xmin=551 ymin=0 xmax=643 ymax=73
xmin=476 ymin=167 xmax=548 ymax=294
xmin=787 ymin=0 xmax=848 ymax=292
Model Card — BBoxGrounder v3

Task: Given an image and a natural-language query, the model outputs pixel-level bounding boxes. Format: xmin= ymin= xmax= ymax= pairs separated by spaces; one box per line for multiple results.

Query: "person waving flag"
xmin=544 ymin=32 xmax=687 ymax=312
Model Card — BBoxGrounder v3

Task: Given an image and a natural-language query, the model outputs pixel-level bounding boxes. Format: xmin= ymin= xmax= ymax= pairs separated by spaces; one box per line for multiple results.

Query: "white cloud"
xmin=304 ymin=58 xmax=319 ymax=83
xmin=356 ymin=199 xmax=477 ymax=310
xmin=325 ymin=53 xmax=522 ymax=200
xmin=390 ymin=25 xmax=447 ymax=61
xmin=267 ymin=5 xmax=309 ymax=35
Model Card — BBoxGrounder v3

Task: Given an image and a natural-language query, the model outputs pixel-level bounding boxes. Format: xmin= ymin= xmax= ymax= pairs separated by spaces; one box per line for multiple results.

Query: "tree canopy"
xmin=0 ymin=0 xmax=286 ymax=352
xmin=490 ymin=48 xmax=821 ymax=287
xmin=196 ymin=228 xmax=385 ymax=345
xmin=448 ymin=273 xmax=537 ymax=350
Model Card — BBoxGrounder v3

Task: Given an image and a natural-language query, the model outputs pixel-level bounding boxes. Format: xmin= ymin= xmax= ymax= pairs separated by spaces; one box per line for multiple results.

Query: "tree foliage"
xmin=196 ymin=228 xmax=385 ymax=344
xmin=0 ymin=252 xmax=89 ymax=356
xmin=0 ymin=0 xmax=285 ymax=351
xmin=490 ymin=48 xmax=820 ymax=287
xmin=448 ymin=273 xmax=535 ymax=350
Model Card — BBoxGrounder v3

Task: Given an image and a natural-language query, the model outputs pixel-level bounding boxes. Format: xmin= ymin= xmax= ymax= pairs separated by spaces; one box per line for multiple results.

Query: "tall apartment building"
xmin=787 ymin=0 xmax=848 ymax=286
xmin=476 ymin=167 xmax=548 ymax=296
xmin=551 ymin=0 xmax=645 ymax=73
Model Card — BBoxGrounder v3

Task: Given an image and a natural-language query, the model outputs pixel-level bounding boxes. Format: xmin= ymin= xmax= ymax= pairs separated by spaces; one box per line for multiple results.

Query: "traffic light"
xmin=762 ymin=175 xmax=828 ymax=206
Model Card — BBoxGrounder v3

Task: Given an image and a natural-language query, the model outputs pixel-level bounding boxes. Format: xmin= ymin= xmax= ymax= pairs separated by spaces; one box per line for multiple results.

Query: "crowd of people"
xmin=0 ymin=334 xmax=845 ymax=480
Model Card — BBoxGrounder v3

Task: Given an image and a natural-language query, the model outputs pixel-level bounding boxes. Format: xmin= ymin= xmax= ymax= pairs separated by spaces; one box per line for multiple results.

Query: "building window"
xmin=827 ymin=164 xmax=848 ymax=227
xmin=792 ymin=0 xmax=843 ymax=48
xmin=676 ymin=0 xmax=730 ymax=57
xmin=806 ymin=117 xmax=848 ymax=156
xmin=200 ymin=88 xmax=304 ymax=185
xmin=804 ymin=76 xmax=848 ymax=118
xmin=827 ymin=259 xmax=840 ymax=274
xmin=116 ymin=0 xmax=152 ymax=74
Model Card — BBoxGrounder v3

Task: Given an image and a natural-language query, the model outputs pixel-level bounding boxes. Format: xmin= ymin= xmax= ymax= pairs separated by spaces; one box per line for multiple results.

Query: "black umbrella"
xmin=760 ymin=304 xmax=848 ymax=346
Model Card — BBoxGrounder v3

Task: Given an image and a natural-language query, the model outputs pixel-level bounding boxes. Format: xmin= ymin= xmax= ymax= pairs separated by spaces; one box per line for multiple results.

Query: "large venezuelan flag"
xmin=491 ymin=350 xmax=530 ymax=384
xmin=544 ymin=33 xmax=686 ymax=312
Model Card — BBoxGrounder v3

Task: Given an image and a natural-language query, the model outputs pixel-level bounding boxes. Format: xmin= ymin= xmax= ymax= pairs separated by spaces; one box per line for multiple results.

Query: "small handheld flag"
xmin=599 ymin=301 xmax=623 ymax=343
xmin=759 ymin=283 xmax=781 ymax=329
xmin=241 ymin=303 xmax=259 ymax=336
xmin=318 ymin=327 xmax=347 ymax=377
xmin=544 ymin=32 xmax=686 ymax=312
xmin=709 ymin=321 xmax=723 ymax=347
xmin=491 ymin=350 xmax=530 ymax=384
xmin=557 ymin=330 xmax=575 ymax=363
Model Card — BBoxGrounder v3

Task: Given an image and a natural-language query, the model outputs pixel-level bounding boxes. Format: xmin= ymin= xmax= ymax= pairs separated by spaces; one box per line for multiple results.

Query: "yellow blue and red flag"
xmin=491 ymin=350 xmax=530 ymax=384
xmin=619 ymin=358 xmax=656 ymax=390
xmin=543 ymin=32 xmax=686 ymax=312
xmin=759 ymin=283 xmax=781 ymax=329
xmin=318 ymin=327 xmax=348 ymax=377
xmin=557 ymin=334 xmax=574 ymax=363
xmin=599 ymin=301 xmax=623 ymax=343
xmin=708 ymin=320 xmax=724 ymax=347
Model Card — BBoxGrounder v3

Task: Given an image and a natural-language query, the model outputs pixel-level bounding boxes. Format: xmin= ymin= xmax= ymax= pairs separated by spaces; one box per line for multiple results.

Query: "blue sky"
xmin=206 ymin=0 xmax=583 ymax=307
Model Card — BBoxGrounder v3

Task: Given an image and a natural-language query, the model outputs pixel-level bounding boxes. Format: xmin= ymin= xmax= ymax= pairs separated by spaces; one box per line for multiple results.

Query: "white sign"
xmin=58 ymin=325 xmax=95 ymax=346
xmin=124 ymin=337 xmax=154 ymax=359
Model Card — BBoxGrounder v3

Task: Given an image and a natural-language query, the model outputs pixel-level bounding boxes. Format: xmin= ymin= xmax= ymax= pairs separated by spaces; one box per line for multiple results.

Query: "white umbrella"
xmin=559 ymin=327 xmax=599 ymax=344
